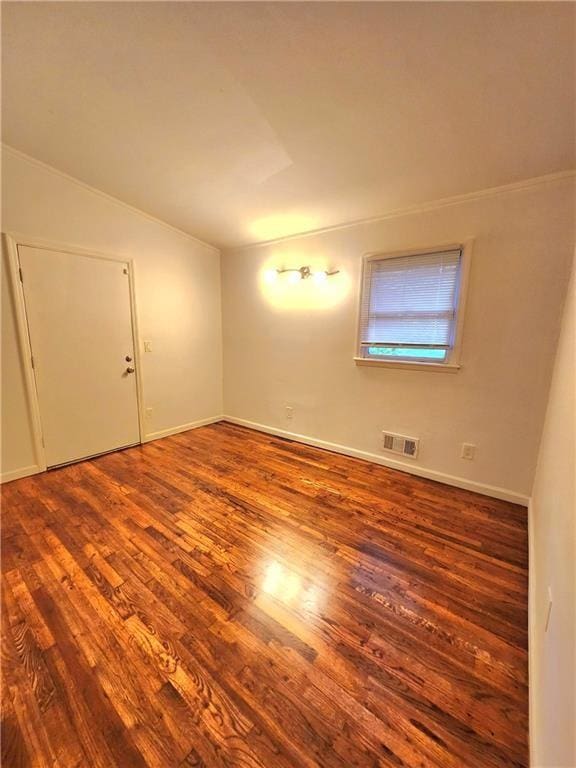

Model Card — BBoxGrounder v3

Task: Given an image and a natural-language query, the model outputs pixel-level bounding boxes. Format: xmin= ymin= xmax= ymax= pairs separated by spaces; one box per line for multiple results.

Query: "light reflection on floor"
xmin=260 ymin=560 xmax=322 ymax=614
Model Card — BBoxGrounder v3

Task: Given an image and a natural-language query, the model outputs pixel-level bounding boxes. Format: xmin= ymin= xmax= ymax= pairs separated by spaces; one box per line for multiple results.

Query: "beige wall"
xmin=222 ymin=177 xmax=575 ymax=502
xmin=530 ymin=254 xmax=575 ymax=768
xmin=1 ymin=147 xmax=223 ymax=481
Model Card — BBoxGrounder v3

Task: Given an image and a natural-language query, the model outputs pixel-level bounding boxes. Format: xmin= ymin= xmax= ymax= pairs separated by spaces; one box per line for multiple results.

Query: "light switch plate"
xmin=143 ymin=340 xmax=152 ymax=353
xmin=461 ymin=443 xmax=476 ymax=460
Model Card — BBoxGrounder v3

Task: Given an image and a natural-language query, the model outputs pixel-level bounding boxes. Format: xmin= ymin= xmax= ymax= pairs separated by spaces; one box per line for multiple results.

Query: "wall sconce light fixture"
xmin=276 ymin=266 xmax=340 ymax=282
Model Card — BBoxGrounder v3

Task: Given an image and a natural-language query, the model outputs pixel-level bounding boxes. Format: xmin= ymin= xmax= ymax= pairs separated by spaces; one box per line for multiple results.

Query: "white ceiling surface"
xmin=2 ymin=2 xmax=575 ymax=249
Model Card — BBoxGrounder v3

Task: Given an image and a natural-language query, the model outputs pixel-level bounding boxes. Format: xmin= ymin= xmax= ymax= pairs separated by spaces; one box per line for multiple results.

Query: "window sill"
xmin=354 ymin=357 xmax=461 ymax=373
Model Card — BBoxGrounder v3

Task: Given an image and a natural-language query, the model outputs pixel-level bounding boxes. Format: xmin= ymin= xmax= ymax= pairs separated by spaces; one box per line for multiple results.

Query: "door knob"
xmin=126 ymin=367 xmax=135 ymax=374
xmin=125 ymin=355 xmax=133 ymax=362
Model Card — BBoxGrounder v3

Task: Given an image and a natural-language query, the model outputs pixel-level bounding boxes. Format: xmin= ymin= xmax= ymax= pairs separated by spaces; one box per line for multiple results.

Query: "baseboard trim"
xmin=143 ymin=415 xmax=224 ymax=443
xmin=0 ymin=464 xmax=43 ymax=484
xmin=0 ymin=418 xmax=224 ymax=482
xmin=1 ymin=416 xmax=529 ymax=505
xmin=223 ymin=416 xmax=529 ymax=506
xmin=528 ymin=498 xmax=537 ymax=766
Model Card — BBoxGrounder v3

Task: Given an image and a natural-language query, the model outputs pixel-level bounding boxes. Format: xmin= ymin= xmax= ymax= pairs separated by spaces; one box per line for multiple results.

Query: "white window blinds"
xmin=359 ymin=247 xmax=462 ymax=362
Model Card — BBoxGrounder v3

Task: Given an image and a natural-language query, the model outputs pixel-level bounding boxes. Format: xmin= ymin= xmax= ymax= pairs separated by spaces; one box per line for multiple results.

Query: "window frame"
xmin=354 ymin=239 xmax=473 ymax=372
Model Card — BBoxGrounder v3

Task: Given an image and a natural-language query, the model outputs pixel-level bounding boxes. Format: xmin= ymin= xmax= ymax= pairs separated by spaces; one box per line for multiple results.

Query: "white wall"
xmin=2 ymin=147 xmax=573 ymax=504
xmin=222 ymin=177 xmax=575 ymax=502
xmin=530 ymin=253 xmax=575 ymax=768
xmin=1 ymin=147 xmax=223 ymax=481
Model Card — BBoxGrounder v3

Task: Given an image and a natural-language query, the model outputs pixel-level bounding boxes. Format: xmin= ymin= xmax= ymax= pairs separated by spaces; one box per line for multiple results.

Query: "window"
xmin=357 ymin=244 xmax=468 ymax=368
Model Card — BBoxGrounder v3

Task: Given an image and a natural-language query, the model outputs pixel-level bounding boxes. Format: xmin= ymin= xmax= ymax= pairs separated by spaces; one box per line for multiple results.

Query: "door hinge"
xmin=18 ymin=266 xmax=23 ymax=283
xmin=30 ymin=355 xmax=35 ymax=369
xmin=123 ymin=267 xmax=129 ymax=275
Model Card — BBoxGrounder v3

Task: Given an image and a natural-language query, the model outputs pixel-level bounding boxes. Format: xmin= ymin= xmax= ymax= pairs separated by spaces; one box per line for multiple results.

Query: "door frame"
xmin=3 ymin=232 xmax=146 ymax=476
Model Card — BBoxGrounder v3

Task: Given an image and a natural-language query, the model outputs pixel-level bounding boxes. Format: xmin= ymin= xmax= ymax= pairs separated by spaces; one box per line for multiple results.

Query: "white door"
xmin=18 ymin=246 xmax=141 ymax=467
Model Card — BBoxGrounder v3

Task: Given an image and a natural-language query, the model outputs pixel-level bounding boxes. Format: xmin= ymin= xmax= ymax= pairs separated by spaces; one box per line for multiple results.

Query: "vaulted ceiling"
xmin=2 ymin=2 xmax=574 ymax=248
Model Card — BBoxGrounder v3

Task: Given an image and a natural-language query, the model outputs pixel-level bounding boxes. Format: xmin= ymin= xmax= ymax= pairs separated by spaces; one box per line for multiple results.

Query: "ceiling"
xmin=2 ymin=2 xmax=574 ymax=249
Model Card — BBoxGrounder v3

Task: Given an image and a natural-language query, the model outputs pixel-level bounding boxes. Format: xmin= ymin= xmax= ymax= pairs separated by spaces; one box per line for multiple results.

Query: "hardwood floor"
xmin=1 ymin=421 xmax=528 ymax=767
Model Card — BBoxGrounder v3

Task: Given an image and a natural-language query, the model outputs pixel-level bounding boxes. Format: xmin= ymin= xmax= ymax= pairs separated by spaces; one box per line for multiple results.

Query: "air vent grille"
xmin=382 ymin=431 xmax=419 ymax=458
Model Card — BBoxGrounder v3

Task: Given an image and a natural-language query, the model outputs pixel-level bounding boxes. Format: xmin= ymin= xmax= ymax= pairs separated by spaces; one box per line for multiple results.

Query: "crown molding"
xmin=4 ymin=143 xmax=573 ymax=254
xmin=230 ymin=168 xmax=576 ymax=252
xmin=1 ymin=144 xmax=220 ymax=254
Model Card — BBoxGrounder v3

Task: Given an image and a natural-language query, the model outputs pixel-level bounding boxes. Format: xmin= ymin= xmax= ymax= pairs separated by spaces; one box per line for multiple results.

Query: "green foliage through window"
xmin=366 ymin=346 xmax=447 ymax=361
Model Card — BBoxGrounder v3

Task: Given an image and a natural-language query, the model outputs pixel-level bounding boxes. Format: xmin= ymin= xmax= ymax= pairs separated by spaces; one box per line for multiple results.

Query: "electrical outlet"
xmin=461 ymin=443 xmax=476 ymax=460
xmin=143 ymin=340 xmax=152 ymax=353
xmin=145 ymin=407 xmax=153 ymax=419
xmin=285 ymin=405 xmax=294 ymax=420
xmin=545 ymin=587 xmax=553 ymax=632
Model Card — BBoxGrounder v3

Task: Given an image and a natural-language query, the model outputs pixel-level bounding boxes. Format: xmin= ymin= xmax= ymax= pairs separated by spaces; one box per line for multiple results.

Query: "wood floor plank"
xmin=1 ymin=421 xmax=529 ymax=767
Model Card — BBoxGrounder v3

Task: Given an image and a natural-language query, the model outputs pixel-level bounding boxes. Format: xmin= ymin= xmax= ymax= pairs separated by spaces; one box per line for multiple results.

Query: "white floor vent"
xmin=382 ymin=431 xmax=419 ymax=458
